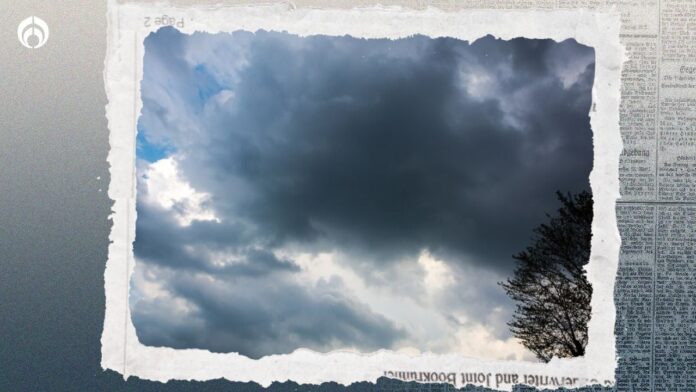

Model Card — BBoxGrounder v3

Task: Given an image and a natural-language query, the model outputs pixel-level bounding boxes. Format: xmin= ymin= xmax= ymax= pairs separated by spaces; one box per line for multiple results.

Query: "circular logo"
xmin=17 ymin=16 xmax=49 ymax=49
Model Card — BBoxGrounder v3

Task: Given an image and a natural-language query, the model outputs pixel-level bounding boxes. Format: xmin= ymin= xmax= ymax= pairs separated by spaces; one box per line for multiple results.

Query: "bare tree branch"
xmin=499 ymin=190 xmax=593 ymax=362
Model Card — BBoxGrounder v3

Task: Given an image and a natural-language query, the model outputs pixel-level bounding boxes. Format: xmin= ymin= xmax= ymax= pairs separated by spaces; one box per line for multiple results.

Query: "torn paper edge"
xmin=102 ymin=2 xmax=624 ymax=390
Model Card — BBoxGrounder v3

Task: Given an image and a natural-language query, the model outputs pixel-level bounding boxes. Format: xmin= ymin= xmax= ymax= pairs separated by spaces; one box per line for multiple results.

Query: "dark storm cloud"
xmin=133 ymin=28 xmax=595 ymax=356
xmin=154 ymin=30 xmax=595 ymax=269
xmin=133 ymin=177 xmax=407 ymax=357
xmin=132 ymin=262 xmax=406 ymax=358
xmin=135 ymin=198 xmax=302 ymax=277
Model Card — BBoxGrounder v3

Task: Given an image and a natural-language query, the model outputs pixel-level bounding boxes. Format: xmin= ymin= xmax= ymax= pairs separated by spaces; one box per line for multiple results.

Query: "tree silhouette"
xmin=500 ymin=190 xmax=593 ymax=362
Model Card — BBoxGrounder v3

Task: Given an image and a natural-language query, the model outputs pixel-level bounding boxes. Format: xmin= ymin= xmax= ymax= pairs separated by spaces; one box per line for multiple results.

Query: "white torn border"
xmin=102 ymin=2 xmax=624 ymax=390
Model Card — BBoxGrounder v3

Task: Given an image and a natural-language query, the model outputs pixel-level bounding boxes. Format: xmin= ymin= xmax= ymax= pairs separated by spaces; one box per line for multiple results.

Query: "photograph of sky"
xmin=131 ymin=27 xmax=595 ymax=361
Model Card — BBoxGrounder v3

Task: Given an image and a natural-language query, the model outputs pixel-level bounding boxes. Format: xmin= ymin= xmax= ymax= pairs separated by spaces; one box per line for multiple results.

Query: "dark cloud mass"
xmin=181 ymin=31 xmax=593 ymax=266
xmin=132 ymin=27 xmax=595 ymax=357
xmin=133 ymin=272 xmax=405 ymax=358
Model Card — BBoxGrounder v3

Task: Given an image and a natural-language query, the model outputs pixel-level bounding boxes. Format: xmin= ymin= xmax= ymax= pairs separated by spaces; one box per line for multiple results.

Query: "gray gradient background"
xmin=0 ymin=0 xmax=651 ymax=391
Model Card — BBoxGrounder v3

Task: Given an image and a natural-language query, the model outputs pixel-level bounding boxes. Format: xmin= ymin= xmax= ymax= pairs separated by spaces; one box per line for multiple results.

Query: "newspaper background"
xmin=105 ymin=1 xmax=692 ymax=391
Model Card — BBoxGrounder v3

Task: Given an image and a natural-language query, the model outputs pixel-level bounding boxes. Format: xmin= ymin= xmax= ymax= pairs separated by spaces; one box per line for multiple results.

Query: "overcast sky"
xmin=131 ymin=27 xmax=595 ymax=360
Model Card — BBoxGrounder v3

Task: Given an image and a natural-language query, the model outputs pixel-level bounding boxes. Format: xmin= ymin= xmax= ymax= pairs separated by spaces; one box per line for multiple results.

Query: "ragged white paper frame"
xmin=102 ymin=2 xmax=624 ymax=390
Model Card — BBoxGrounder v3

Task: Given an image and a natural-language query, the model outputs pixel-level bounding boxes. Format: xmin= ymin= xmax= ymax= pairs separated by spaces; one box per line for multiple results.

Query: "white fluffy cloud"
xmin=140 ymin=157 xmax=218 ymax=226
